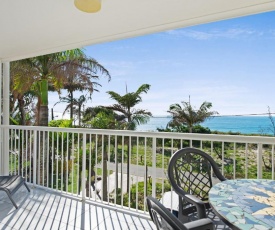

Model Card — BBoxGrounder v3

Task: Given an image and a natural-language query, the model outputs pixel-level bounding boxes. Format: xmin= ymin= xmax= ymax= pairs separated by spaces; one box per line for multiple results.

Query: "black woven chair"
xmin=0 ymin=175 xmax=30 ymax=209
xmin=146 ymin=196 xmax=214 ymax=230
xmin=167 ymin=147 xmax=229 ymax=229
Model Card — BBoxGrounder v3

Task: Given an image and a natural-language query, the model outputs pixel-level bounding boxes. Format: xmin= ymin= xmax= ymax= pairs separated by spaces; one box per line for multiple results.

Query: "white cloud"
xmin=166 ymin=28 xmax=261 ymax=40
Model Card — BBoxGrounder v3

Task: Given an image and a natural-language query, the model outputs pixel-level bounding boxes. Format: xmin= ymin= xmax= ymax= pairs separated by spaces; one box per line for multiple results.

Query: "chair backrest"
xmin=146 ymin=196 xmax=187 ymax=230
xmin=168 ymin=148 xmax=226 ymax=202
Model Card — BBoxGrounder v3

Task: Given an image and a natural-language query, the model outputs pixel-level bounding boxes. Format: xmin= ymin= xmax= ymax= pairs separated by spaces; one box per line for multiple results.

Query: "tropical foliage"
xmin=167 ymin=99 xmax=218 ymax=133
xmin=106 ymin=84 xmax=152 ymax=130
xmin=60 ymin=56 xmax=110 ymax=120
xmin=10 ymin=49 xmax=110 ymax=126
xmin=10 ymin=61 xmax=38 ymax=125
xmin=83 ymin=106 xmax=125 ymax=127
xmin=58 ymin=94 xmax=87 ymax=126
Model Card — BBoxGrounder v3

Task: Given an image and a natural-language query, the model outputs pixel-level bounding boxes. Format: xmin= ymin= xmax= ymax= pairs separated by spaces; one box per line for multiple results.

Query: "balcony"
xmin=0 ymin=185 xmax=155 ymax=229
xmin=1 ymin=125 xmax=275 ymax=229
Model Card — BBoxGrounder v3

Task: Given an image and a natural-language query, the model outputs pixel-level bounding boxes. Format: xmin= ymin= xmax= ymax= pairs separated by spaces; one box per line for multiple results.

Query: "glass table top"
xmin=209 ymin=179 xmax=275 ymax=230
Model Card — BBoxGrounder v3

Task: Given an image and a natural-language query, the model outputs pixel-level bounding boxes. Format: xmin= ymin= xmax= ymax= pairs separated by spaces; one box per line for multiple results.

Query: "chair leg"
xmin=24 ymin=182 xmax=30 ymax=192
xmin=2 ymin=182 xmax=30 ymax=209
xmin=5 ymin=191 xmax=18 ymax=209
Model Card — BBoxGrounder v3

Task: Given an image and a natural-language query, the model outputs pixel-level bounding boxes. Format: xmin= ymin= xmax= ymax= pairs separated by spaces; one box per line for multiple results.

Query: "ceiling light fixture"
xmin=74 ymin=0 xmax=101 ymax=13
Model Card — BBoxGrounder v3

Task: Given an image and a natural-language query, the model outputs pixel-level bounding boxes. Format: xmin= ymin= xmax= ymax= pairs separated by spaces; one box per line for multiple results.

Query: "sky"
xmin=49 ymin=11 xmax=275 ymax=118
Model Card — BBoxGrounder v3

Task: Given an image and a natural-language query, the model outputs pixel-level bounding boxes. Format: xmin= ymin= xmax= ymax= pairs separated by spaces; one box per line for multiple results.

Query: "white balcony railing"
xmin=4 ymin=125 xmax=275 ymax=214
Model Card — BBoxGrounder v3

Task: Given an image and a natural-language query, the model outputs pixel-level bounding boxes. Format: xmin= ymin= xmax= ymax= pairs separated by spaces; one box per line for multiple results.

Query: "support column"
xmin=257 ymin=144 xmax=263 ymax=179
xmin=82 ymin=134 xmax=87 ymax=200
xmin=2 ymin=62 xmax=10 ymax=175
xmin=0 ymin=61 xmax=2 ymax=175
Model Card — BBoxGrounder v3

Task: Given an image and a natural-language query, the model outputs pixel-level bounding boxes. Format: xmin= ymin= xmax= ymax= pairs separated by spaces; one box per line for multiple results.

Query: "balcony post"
xmin=2 ymin=62 xmax=10 ymax=175
xmin=33 ymin=130 xmax=37 ymax=185
xmin=257 ymin=144 xmax=263 ymax=179
xmin=82 ymin=134 xmax=87 ymax=200
xmin=152 ymin=137 xmax=156 ymax=197
xmin=0 ymin=61 xmax=2 ymax=175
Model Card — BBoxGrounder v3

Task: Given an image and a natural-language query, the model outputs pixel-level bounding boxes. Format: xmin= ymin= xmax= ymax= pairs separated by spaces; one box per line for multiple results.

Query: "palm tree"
xmin=58 ymin=94 xmax=87 ymax=126
xmin=12 ymin=49 xmax=110 ymax=126
xmin=167 ymin=98 xmax=218 ymax=133
xmin=73 ymin=95 xmax=87 ymax=127
xmin=62 ymin=58 xmax=111 ymax=120
xmin=106 ymin=84 xmax=152 ymax=130
xmin=106 ymin=84 xmax=152 ymax=193
xmin=11 ymin=60 xmax=39 ymax=125
xmin=10 ymin=91 xmax=36 ymax=125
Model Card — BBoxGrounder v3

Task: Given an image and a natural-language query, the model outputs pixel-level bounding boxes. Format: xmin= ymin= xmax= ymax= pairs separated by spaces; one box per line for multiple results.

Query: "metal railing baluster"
xmin=3 ymin=125 xmax=275 ymax=213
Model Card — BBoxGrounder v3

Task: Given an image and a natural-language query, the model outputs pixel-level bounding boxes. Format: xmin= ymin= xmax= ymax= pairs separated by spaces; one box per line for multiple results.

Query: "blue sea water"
xmin=136 ymin=116 xmax=275 ymax=135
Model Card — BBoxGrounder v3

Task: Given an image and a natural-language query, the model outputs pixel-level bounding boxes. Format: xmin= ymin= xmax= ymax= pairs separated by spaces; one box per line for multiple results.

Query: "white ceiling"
xmin=1 ymin=0 xmax=275 ymax=61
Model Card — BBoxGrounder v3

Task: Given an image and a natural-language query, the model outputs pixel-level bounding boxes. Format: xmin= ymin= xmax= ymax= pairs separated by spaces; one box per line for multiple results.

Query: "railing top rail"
xmin=2 ymin=125 xmax=275 ymax=145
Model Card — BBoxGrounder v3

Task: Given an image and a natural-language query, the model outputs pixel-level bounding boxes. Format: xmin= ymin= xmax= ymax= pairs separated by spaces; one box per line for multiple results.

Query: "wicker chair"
xmin=146 ymin=196 xmax=214 ymax=230
xmin=167 ymin=147 xmax=229 ymax=229
xmin=0 ymin=175 xmax=30 ymax=209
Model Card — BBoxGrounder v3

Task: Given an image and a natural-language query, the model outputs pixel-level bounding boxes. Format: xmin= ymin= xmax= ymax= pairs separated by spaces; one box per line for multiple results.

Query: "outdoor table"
xmin=209 ymin=179 xmax=275 ymax=230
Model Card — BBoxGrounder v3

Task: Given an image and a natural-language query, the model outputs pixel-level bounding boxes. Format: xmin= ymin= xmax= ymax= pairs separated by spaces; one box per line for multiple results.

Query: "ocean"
xmin=136 ymin=116 xmax=275 ymax=135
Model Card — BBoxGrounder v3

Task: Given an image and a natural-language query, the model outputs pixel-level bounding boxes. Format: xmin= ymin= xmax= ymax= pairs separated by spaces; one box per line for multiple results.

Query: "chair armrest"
xmin=185 ymin=194 xmax=207 ymax=219
xmin=184 ymin=218 xmax=214 ymax=230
